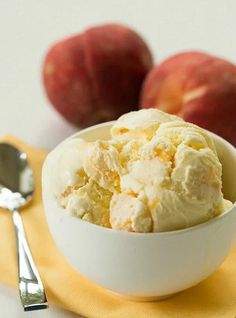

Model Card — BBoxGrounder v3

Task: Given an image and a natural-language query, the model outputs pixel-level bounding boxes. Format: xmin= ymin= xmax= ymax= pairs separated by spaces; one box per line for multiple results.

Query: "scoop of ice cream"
xmin=83 ymin=140 xmax=122 ymax=192
xmin=111 ymin=108 xmax=180 ymax=141
xmin=110 ymin=193 xmax=152 ymax=232
xmin=117 ymin=117 xmax=230 ymax=232
xmin=64 ymin=179 xmax=112 ymax=228
xmin=42 ymin=137 xmax=92 ymax=199
xmin=43 ymin=109 xmax=233 ymax=233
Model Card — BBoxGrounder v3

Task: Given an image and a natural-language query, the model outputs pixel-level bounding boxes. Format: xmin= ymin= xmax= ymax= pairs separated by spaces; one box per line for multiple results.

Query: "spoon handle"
xmin=12 ymin=209 xmax=48 ymax=311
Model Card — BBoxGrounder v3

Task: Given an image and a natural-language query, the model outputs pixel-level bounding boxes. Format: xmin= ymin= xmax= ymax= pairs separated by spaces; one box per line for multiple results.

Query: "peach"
xmin=140 ymin=51 xmax=236 ymax=146
xmin=43 ymin=24 xmax=153 ymax=127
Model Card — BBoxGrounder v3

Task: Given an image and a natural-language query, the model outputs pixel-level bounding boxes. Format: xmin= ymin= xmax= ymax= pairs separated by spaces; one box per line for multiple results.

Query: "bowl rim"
xmin=47 ymin=120 xmax=236 ymax=238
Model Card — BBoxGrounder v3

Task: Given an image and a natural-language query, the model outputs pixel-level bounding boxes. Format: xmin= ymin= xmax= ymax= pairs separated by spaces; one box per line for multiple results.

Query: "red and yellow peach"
xmin=140 ymin=51 xmax=236 ymax=146
xmin=43 ymin=24 xmax=153 ymax=127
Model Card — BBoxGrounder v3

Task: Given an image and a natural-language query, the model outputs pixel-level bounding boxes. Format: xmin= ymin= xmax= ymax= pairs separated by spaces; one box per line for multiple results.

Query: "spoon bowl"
xmin=0 ymin=143 xmax=48 ymax=311
xmin=0 ymin=143 xmax=34 ymax=211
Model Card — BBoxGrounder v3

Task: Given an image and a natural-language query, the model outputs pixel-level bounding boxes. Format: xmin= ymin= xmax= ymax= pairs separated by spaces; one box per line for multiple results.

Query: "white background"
xmin=0 ymin=0 xmax=236 ymax=317
xmin=1 ymin=0 xmax=236 ymax=151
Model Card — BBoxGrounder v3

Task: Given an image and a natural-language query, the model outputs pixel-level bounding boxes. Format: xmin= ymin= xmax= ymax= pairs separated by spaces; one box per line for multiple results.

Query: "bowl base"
xmin=111 ymin=291 xmax=178 ymax=302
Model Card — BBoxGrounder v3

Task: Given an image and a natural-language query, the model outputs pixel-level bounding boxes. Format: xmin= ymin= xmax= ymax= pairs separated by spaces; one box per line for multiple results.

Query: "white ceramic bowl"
xmin=42 ymin=122 xmax=236 ymax=300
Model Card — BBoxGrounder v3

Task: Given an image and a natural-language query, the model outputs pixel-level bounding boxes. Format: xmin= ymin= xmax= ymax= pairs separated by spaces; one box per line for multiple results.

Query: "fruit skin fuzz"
xmin=140 ymin=51 xmax=236 ymax=147
xmin=43 ymin=23 xmax=153 ymax=127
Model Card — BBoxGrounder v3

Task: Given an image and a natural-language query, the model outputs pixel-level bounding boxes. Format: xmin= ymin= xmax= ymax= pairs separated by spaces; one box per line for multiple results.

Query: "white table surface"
xmin=1 ymin=0 xmax=236 ymax=317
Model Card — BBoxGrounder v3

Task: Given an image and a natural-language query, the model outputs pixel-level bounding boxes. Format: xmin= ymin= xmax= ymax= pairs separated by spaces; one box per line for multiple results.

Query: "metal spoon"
xmin=0 ymin=143 xmax=48 ymax=311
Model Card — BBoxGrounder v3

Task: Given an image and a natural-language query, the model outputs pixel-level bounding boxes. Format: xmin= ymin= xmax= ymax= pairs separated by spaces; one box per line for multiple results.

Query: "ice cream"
xmin=43 ymin=109 xmax=233 ymax=233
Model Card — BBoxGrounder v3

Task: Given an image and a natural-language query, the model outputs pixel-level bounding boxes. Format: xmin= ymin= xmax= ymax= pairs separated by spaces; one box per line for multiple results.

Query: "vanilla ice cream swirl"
xmin=44 ymin=109 xmax=233 ymax=232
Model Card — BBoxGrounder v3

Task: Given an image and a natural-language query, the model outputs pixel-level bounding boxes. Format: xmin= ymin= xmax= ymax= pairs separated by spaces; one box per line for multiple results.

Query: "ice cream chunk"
xmin=43 ymin=137 xmax=92 ymax=199
xmin=64 ymin=179 xmax=111 ymax=228
xmin=156 ymin=121 xmax=217 ymax=154
xmin=118 ymin=120 xmax=229 ymax=232
xmin=111 ymin=108 xmax=180 ymax=141
xmin=83 ymin=140 xmax=122 ymax=192
xmin=110 ymin=193 xmax=152 ymax=232
xmin=44 ymin=109 xmax=233 ymax=233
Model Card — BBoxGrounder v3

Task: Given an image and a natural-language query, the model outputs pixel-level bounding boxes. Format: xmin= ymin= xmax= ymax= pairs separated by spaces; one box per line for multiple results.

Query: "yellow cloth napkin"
xmin=0 ymin=135 xmax=236 ymax=318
